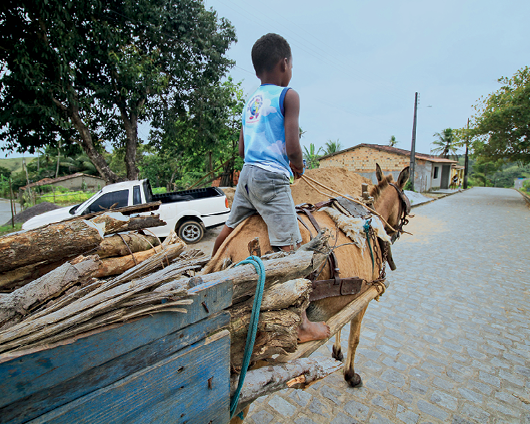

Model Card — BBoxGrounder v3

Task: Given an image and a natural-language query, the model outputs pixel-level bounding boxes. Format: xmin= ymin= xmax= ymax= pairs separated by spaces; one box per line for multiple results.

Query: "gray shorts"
xmin=226 ymin=164 xmax=302 ymax=247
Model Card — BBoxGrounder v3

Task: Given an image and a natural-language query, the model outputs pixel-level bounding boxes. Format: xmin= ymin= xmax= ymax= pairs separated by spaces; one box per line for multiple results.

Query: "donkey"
xmin=205 ymin=164 xmax=410 ymax=387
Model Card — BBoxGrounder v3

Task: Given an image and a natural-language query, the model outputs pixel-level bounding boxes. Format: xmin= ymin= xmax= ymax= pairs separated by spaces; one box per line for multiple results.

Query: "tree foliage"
xmin=323 ymin=139 xmax=342 ymax=156
xmin=0 ymin=0 xmax=236 ymax=182
xmin=388 ymin=135 xmax=398 ymax=147
xmin=303 ymin=143 xmax=322 ymax=169
xmin=431 ymin=128 xmax=460 ymax=159
xmin=465 ymin=66 xmax=530 ymax=164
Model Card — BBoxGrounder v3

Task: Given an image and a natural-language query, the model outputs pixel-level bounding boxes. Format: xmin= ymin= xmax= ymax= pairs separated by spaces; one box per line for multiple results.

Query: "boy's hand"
xmin=290 ymin=162 xmax=304 ymax=179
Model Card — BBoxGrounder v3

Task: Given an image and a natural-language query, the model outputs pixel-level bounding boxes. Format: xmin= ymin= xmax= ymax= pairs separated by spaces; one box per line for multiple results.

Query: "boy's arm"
xmin=238 ymin=128 xmax=245 ymax=158
xmin=284 ymin=89 xmax=304 ymax=175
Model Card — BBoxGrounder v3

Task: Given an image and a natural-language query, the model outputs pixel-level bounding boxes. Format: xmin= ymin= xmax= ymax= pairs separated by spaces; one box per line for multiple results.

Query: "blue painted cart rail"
xmin=0 ymin=278 xmax=233 ymax=424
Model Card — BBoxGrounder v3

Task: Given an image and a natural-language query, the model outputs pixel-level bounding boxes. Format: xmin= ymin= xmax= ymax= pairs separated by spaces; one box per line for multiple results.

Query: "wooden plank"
xmin=28 ymin=330 xmax=231 ymax=424
xmin=1 ymin=312 xmax=229 ymax=424
xmin=0 ymin=278 xmax=232 ymax=409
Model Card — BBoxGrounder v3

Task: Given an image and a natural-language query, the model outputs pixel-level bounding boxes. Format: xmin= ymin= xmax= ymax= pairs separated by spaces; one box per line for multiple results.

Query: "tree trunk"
xmin=0 ymin=220 xmax=103 ymax=274
xmin=51 ymin=96 xmax=120 ymax=183
xmin=119 ymin=99 xmax=145 ymax=181
xmin=90 ymin=213 xmax=166 ymax=235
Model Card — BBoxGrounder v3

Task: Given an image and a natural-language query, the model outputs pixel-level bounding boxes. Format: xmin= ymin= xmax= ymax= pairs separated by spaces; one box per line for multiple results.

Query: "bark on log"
xmin=230 ymin=358 xmax=342 ymax=415
xmin=0 ymin=255 xmax=101 ymax=330
xmin=0 ymin=260 xmax=69 ymax=291
xmin=162 ymin=246 xmax=327 ymax=304
xmin=93 ymin=244 xmax=175 ymax=278
xmin=0 ymin=220 xmax=103 ymax=274
xmin=91 ymin=213 xmax=166 ymax=236
xmin=229 ymin=279 xmax=312 ymax=372
xmin=95 ymin=234 xmax=160 ymax=259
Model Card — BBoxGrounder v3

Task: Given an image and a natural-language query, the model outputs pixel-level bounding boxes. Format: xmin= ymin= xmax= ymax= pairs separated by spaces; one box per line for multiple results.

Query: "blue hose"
xmin=229 ymin=255 xmax=266 ymax=419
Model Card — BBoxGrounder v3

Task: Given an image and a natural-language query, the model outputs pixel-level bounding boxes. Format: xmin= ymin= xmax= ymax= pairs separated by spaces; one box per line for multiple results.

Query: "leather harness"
xmin=296 ymin=198 xmax=374 ymax=302
xmin=297 ymin=188 xmax=410 ymax=302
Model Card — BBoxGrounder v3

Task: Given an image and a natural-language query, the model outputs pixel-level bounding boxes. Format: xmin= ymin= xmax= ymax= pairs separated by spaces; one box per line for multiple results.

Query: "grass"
xmin=0 ymin=223 xmax=23 ymax=237
xmin=0 ymin=157 xmax=35 ymax=174
xmin=35 ymin=190 xmax=94 ymax=206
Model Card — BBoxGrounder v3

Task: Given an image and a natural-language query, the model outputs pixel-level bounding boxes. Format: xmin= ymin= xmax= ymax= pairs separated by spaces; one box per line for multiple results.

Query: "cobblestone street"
xmin=246 ymin=187 xmax=530 ymax=424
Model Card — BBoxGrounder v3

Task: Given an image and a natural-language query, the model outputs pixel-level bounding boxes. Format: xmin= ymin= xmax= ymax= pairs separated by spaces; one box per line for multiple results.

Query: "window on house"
xmin=433 ymin=167 xmax=439 ymax=179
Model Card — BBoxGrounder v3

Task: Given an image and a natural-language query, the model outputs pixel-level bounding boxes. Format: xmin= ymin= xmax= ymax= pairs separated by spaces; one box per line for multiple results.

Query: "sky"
xmin=3 ymin=0 xmax=528 ymax=159
xmin=205 ymin=0 xmax=530 ymax=156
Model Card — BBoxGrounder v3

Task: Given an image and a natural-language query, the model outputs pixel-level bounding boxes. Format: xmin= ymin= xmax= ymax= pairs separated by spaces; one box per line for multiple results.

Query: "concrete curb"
xmin=410 ymin=188 xmax=467 ymax=209
xmin=514 ymin=188 xmax=530 ymax=206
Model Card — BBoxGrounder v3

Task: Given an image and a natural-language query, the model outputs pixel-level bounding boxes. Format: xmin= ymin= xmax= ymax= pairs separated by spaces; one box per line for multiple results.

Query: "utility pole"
xmin=463 ymin=118 xmax=469 ymax=189
xmin=409 ymin=92 xmax=418 ymax=191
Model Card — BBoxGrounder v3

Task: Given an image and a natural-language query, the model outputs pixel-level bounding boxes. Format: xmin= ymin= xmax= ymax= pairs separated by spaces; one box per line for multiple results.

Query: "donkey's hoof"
xmin=332 ymin=345 xmax=344 ymax=362
xmin=344 ymin=370 xmax=363 ymax=387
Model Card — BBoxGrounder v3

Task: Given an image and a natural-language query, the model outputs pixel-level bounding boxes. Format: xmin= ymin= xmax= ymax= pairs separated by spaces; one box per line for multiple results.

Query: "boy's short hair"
xmin=251 ymin=33 xmax=291 ymax=75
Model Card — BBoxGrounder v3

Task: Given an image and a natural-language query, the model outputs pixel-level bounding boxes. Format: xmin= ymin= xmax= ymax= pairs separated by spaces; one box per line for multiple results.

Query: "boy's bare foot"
xmin=297 ymin=310 xmax=330 ymax=343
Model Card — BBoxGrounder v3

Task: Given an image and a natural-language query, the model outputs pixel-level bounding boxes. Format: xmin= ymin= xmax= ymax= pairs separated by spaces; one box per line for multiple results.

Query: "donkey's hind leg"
xmin=344 ymin=305 xmax=368 ymax=387
xmin=332 ymin=328 xmax=343 ymax=361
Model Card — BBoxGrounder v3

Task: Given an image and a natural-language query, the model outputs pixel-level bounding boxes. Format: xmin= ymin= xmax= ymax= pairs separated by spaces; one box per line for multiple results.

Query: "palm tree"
xmin=323 ymin=139 xmax=342 ymax=156
xmin=431 ymin=128 xmax=460 ymax=159
xmin=388 ymin=135 xmax=398 ymax=147
xmin=303 ymin=143 xmax=323 ymax=169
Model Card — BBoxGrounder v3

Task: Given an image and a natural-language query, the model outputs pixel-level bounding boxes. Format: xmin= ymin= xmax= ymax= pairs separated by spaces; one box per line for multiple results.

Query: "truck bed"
xmin=148 ymin=184 xmax=224 ymax=204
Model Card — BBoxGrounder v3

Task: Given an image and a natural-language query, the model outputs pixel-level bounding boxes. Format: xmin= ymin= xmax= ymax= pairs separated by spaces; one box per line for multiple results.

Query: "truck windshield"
xmin=84 ymin=189 xmax=129 ymax=214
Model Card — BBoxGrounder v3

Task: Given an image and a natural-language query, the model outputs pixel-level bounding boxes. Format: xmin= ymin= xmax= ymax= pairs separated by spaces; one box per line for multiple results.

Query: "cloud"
xmin=260 ymin=98 xmax=277 ymax=117
xmin=267 ymin=140 xmax=286 ymax=156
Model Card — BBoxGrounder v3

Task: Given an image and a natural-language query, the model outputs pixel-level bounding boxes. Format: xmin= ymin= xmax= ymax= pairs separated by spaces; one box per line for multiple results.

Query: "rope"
xmin=229 ymin=256 xmax=266 ymax=419
xmin=363 ymin=219 xmax=375 ymax=274
xmin=300 ymin=174 xmax=397 ymax=233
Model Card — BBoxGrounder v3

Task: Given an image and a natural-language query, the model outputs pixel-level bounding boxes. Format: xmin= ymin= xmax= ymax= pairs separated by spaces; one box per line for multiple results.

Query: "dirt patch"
xmin=291 ymin=167 xmax=372 ymax=205
xmin=3 ymin=202 xmax=61 ymax=226
xmin=220 ymin=167 xmax=372 ymax=208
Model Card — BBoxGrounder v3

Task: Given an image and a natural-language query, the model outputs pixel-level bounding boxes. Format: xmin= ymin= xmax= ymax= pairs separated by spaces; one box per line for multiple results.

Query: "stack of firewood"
xmin=0 ymin=207 xmax=343 ymax=412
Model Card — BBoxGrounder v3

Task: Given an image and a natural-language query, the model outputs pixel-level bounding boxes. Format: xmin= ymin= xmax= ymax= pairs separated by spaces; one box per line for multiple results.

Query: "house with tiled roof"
xmin=318 ymin=143 xmax=457 ymax=192
xmin=19 ymin=173 xmax=107 ymax=197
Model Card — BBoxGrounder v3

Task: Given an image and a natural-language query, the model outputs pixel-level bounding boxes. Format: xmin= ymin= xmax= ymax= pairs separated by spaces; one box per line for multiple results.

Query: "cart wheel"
xmin=178 ymin=220 xmax=204 ymax=244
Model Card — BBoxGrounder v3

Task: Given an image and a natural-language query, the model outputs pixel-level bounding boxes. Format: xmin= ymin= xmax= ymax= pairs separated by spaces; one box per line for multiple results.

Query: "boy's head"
xmin=251 ymin=33 xmax=292 ymax=77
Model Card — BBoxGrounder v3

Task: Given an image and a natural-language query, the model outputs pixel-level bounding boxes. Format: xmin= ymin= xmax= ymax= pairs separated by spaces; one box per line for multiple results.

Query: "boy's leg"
xmin=212 ymin=225 xmax=234 ymax=257
xmin=298 ymin=310 xmax=331 ymax=343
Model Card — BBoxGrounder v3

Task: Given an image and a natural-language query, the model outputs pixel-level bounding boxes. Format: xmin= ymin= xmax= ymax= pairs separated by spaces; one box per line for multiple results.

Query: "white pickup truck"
xmin=22 ymin=179 xmax=230 ymax=243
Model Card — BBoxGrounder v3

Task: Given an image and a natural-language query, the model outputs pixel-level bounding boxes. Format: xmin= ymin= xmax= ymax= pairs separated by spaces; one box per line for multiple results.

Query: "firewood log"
xmin=91 ymin=213 xmax=166 ymax=235
xmin=0 ymin=220 xmax=103 ymax=274
xmin=230 ymin=358 xmax=342 ymax=415
xmin=229 ymin=279 xmax=312 ymax=372
xmin=0 ymin=255 xmax=101 ymax=330
xmin=95 ymin=234 xmax=160 ymax=259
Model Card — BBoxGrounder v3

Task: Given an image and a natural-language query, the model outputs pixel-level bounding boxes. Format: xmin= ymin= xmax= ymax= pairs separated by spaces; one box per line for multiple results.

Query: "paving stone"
xmin=330 ymin=412 xmax=361 ymax=424
xmin=431 ymin=389 xmax=458 ymax=411
xmin=249 ymin=410 xmax=274 ymax=424
xmin=417 ymin=399 xmax=449 ymax=421
xmin=267 ymin=395 xmax=297 ymax=417
xmin=479 ymin=371 xmax=501 ymax=388
xmin=289 ymin=390 xmax=313 ymax=408
xmin=343 ymin=399 xmax=370 ymax=421
xmin=499 ymin=369 xmax=525 ymax=386
xmin=294 ymin=416 xmax=319 ymax=424
xmin=433 ymin=376 xmax=455 ymax=391
xmin=376 ymin=344 xmax=400 ymax=358
xmin=458 ymin=387 xmax=483 ymax=404
xmin=369 ymin=412 xmax=394 ymax=424
xmin=320 ymin=385 xmax=342 ymax=405
xmin=460 ymin=403 xmax=491 ymax=423
xmin=382 ymin=357 xmax=408 ymax=371
xmin=308 ymin=397 xmax=331 ymax=418
xmin=396 ymin=405 xmax=419 ymax=424
xmin=380 ymin=369 xmax=406 ymax=388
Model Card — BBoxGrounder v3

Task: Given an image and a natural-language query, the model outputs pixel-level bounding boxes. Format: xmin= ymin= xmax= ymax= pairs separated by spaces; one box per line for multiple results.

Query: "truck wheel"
xmin=178 ymin=220 xmax=204 ymax=244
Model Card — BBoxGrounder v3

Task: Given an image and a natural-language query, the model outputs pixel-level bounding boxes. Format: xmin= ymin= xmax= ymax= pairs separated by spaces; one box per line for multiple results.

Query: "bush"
xmin=523 ymin=180 xmax=530 ymax=193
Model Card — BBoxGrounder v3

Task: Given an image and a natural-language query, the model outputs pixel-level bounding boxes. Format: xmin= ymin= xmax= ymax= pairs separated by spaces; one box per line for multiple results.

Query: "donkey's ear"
xmin=375 ymin=163 xmax=384 ymax=183
xmin=397 ymin=166 xmax=410 ymax=189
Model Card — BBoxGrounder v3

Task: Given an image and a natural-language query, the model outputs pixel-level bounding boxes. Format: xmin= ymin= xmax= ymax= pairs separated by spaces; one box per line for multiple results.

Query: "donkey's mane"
xmin=370 ymin=174 xmax=394 ymax=202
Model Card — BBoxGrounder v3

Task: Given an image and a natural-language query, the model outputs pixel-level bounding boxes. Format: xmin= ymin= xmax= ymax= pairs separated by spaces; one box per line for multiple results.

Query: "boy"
xmin=212 ymin=33 xmax=329 ymax=343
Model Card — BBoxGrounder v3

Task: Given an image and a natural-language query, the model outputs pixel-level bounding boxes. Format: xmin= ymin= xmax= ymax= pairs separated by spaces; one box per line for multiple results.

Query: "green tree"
xmin=465 ymin=66 xmax=530 ymax=164
xmin=388 ymin=135 xmax=398 ymax=147
xmin=303 ymin=143 xmax=322 ymax=169
xmin=323 ymin=139 xmax=342 ymax=156
xmin=0 ymin=0 xmax=236 ymax=182
xmin=431 ymin=128 xmax=460 ymax=159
